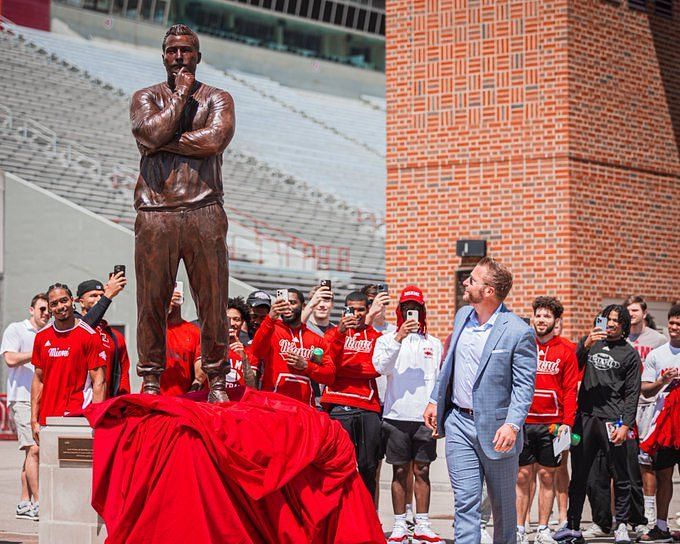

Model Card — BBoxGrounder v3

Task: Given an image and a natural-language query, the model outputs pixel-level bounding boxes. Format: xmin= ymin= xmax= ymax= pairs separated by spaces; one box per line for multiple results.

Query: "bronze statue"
xmin=130 ymin=24 xmax=235 ymax=402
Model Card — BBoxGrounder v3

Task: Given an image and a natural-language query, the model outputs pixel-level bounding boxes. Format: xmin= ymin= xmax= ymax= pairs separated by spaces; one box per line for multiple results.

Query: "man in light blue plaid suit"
xmin=424 ymin=257 xmax=537 ymax=543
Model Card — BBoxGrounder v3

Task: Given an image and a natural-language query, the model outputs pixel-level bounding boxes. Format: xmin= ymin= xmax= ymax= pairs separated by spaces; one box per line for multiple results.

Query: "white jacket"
xmin=373 ymin=331 xmax=442 ymax=422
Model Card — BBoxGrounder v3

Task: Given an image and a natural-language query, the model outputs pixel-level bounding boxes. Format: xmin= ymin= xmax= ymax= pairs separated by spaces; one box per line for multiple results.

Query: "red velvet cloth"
xmin=84 ymin=390 xmax=384 ymax=544
xmin=640 ymin=386 xmax=680 ymax=456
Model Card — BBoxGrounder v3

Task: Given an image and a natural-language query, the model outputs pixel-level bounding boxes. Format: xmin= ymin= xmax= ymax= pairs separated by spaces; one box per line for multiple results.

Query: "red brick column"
xmin=386 ymin=0 xmax=680 ymax=340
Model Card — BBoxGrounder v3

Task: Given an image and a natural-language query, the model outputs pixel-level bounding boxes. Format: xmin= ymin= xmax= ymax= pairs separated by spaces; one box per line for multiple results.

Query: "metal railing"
xmin=225 ymin=205 xmax=351 ymax=272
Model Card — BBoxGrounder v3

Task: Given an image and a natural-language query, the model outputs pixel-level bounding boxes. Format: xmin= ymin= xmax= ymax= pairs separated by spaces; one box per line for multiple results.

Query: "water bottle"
xmin=548 ymin=423 xmax=581 ymax=446
xmin=311 ymin=348 xmax=324 ymax=364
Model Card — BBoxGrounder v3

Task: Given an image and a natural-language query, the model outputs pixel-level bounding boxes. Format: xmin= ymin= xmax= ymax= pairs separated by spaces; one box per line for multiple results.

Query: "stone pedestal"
xmin=39 ymin=416 xmax=107 ymax=543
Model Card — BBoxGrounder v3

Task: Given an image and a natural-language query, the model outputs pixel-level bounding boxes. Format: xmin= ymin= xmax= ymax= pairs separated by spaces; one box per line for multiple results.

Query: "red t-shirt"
xmin=32 ymin=320 xmax=106 ymax=425
xmin=161 ymin=320 xmax=201 ymax=396
xmin=226 ymin=348 xmax=255 ymax=388
xmin=96 ymin=320 xmax=131 ymax=397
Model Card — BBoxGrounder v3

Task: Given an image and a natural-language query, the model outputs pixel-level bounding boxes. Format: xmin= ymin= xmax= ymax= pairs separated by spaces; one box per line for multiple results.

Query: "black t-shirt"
xmin=576 ymin=337 xmax=641 ymax=427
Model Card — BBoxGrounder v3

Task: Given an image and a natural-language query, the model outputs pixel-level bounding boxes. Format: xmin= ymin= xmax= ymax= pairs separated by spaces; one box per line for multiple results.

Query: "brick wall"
xmin=386 ymin=0 xmax=680 ymax=340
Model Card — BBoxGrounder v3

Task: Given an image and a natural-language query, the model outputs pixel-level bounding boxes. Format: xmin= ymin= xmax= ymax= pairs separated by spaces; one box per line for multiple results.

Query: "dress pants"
xmin=445 ymin=408 xmax=519 ymax=544
xmin=135 ymin=203 xmax=230 ymax=378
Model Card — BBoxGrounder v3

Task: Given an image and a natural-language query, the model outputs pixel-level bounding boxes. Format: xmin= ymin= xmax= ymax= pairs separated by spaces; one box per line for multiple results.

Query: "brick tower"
xmin=386 ymin=0 xmax=680 ymax=338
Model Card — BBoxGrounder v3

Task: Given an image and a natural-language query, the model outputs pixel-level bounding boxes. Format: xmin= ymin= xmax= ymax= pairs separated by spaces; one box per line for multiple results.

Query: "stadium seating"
xmin=1 ymin=24 xmax=386 ymax=308
xmin=9 ymin=25 xmax=387 ymax=213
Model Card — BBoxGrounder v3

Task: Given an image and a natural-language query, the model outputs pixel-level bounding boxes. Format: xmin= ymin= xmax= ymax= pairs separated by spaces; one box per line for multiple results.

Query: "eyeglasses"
xmin=467 ymin=275 xmax=491 ymax=287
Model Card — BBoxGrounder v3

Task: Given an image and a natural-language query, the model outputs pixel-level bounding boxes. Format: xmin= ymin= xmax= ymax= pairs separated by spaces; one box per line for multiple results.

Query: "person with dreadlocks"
xmin=554 ymin=305 xmax=642 ymax=544
xmin=373 ymin=286 xmax=443 ymax=544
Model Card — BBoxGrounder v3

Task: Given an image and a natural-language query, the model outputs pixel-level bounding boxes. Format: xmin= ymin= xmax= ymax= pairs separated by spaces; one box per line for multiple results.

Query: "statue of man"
xmin=130 ymin=24 xmax=234 ymax=402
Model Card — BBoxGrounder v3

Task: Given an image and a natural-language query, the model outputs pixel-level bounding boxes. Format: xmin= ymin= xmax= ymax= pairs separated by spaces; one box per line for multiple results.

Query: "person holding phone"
xmin=373 ymin=286 xmax=443 ymax=544
xmin=321 ymin=291 xmax=383 ymax=502
xmin=554 ymin=305 xmax=642 ymax=544
xmin=249 ymin=288 xmax=334 ymax=406
xmin=637 ymin=305 xmax=680 ymax=542
xmin=76 ymin=278 xmax=131 ymax=398
xmin=301 ymin=284 xmax=336 ymax=336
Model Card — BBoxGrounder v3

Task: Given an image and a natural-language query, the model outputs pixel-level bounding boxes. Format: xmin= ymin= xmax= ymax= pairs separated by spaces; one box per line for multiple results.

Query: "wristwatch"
xmin=508 ymin=423 xmax=520 ymax=433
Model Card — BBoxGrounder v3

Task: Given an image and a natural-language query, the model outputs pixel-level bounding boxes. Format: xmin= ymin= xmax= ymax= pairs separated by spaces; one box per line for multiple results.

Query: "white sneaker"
xmin=15 ymin=501 xmax=35 ymax=520
xmin=412 ymin=521 xmax=443 ymax=544
xmin=387 ymin=523 xmax=410 ymax=543
xmin=582 ymin=523 xmax=610 ymax=537
xmin=614 ymin=523 xmax=631 ymax=543
xmin=516 ymin=529 xmax=529 ymax=544
xmin=535 ymin=527 xmax=557 ymax=543
xmin=480 ymin=527 xmax=493 ymax=544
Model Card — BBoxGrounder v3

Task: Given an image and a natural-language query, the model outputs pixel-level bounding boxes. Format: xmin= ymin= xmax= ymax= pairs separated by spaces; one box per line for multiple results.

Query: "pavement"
xmin=3 ymin=438 xmax=680 ymax=543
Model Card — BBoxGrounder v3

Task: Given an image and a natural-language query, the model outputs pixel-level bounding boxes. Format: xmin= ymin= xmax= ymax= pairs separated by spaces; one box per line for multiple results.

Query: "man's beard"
xmin=534 ymin=322 xmax=555 ymax=338
xmin=463 ymin=290 xmax=482 ymax=304
xmin=282 ymin=309 xmax=302 ymax=325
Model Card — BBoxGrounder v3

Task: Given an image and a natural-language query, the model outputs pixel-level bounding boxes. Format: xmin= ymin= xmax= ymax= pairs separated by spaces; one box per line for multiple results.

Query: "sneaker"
xmin=582 ymin=523 xmax=611 ymax=537
xmin=412 ymin=521 xmax=443 ymax=544
xmin=615 ymin=523 xmax=631 ymax=543
xmin=517 ymin=529 xmax=529 ymax=544
xmin=15 ymin=501 xmax=35 ymax=520
xmin=636 ymin=525 xmax=651 ymax=537
xmin=480 ymin=527 xmax=493 ymax=544
xmin=553 ymin=527 xmax=585 ymax=543
xmin=536 ymin=527 xmax=558 ymax=543
xmin=637 ymin=525 xmax=673 ymax=542
xmin=388 ymin=524 xmax=410 ymax=543
xmin=31 ymin=502 xmax=39 ymax=522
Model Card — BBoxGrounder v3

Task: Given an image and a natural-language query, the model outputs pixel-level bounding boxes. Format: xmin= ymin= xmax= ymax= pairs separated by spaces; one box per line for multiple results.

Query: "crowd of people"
xmin=2 ymin=262 xmax=680 ymax=544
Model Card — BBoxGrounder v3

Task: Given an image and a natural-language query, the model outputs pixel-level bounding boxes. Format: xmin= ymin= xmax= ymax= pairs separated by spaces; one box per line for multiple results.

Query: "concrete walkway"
xmin=2 ymin=438 xmax=680 ymax=543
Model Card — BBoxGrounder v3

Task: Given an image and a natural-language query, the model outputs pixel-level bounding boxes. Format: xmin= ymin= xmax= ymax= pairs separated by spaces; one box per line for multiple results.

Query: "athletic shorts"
xmin=654 ymin=448 xmax=680 ymax=471
xmin=519 ymin=423 xmax=560 ymax=467
xmin=636 ymin=403 xmax=656 ymax=466
xmin=381 ymin=418 xmax=437 ymax=465
xmin=9 ymin=401 xmax=35 ymax=449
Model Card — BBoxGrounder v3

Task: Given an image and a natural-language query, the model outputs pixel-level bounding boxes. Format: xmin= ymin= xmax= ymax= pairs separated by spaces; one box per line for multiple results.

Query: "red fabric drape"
xmin=640 ymin=387 xmax=680 ymax=457
xmin=84 ymin=390 xmax=385 ymax=544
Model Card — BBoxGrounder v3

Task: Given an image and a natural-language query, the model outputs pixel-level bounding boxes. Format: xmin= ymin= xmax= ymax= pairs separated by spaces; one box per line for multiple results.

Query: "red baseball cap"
xmin=399 ymin=285 xmax=425 ymax=305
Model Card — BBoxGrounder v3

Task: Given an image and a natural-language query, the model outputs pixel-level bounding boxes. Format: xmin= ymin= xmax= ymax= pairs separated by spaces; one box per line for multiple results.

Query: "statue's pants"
xmin=135 ymin=202 xmax=230 ymax=378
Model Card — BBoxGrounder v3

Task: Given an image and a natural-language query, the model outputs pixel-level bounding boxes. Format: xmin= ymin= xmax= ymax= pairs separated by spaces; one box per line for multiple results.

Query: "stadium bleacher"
xmin=1 ymin=23 xmax=386 ymax=309
xmin=8 ymin=25 xmax=387 ymax=213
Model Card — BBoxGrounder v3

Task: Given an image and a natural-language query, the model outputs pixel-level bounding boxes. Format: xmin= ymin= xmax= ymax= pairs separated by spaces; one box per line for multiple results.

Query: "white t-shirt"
xmin=1 ymin=319 xmax=38 ymax=402
xmin=641 ymin=342 xmax=680 ymax=384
